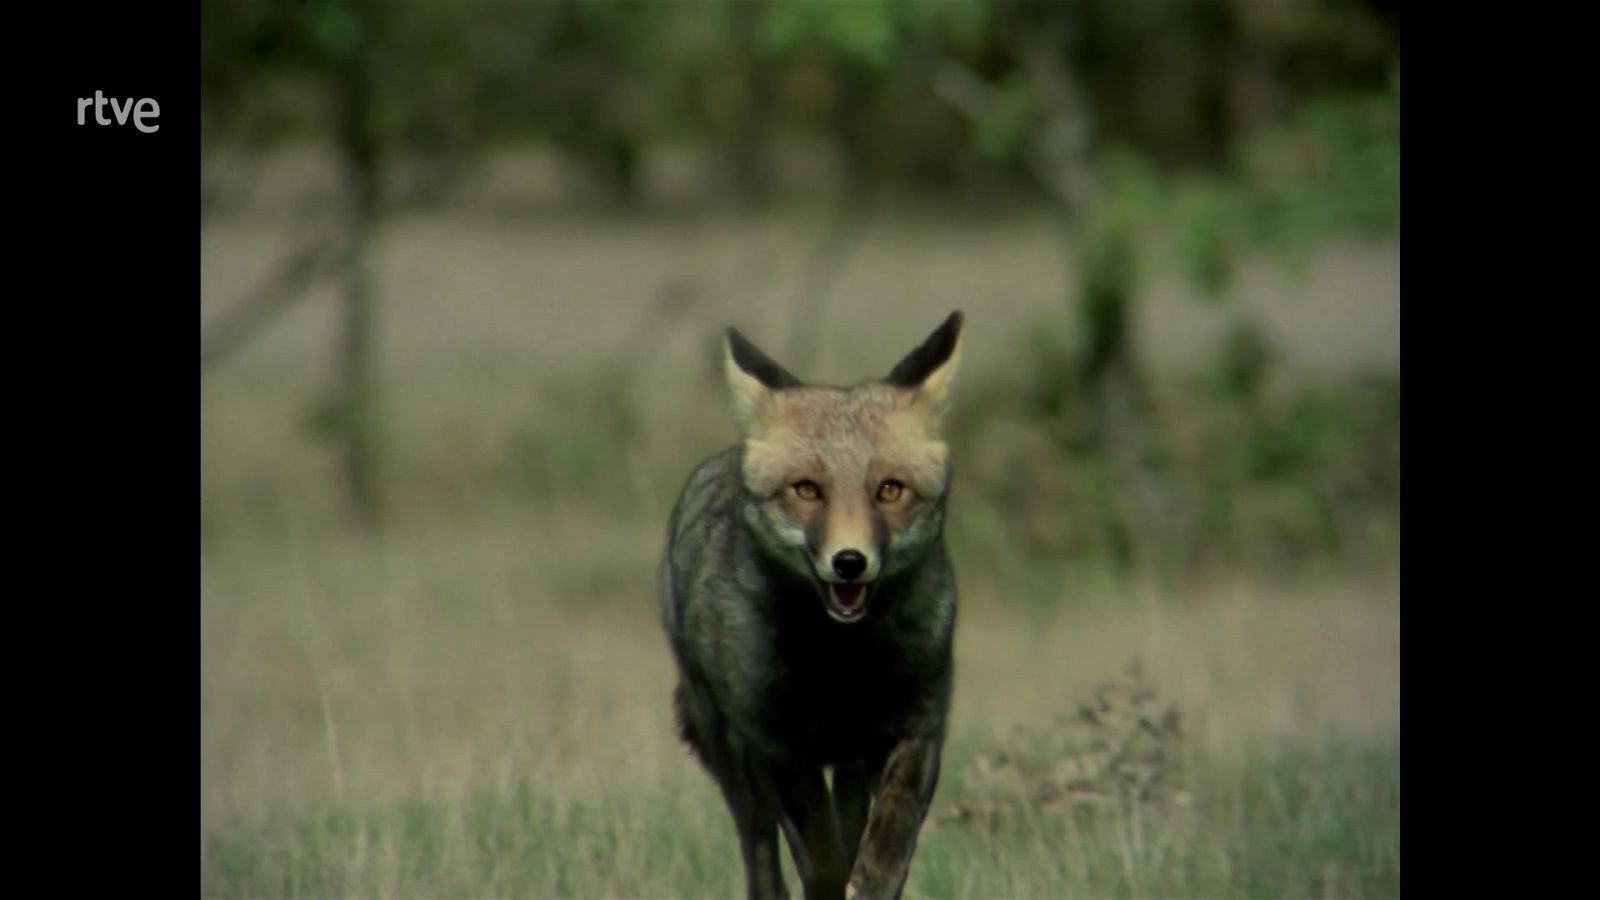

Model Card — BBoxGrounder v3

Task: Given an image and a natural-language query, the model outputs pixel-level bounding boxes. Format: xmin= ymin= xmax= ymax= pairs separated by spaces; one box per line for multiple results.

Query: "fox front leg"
xmin=846 ymin=736 xmax=943 ymax=900
xmin=831 ymin=760 xmax=878 ymax=873
xmin=763 ymin=763 xmax=852 ymax=900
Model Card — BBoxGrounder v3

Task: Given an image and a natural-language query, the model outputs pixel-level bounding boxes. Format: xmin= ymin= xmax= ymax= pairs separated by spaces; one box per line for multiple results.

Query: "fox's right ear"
xmin=725 ymin=328 xmax=802 ymax=428
xmin=886 ymin=310 xmax=964 ymax=419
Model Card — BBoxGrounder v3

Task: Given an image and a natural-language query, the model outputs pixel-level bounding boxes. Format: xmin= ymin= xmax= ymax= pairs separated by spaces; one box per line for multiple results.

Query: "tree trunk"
xmin=726 ymin=0 xmax=774 ymax=208
xmin=333 ymin=23 xmax=384 ymax=531
xmin=1014 ymin=28 xmax=1176 ymax=574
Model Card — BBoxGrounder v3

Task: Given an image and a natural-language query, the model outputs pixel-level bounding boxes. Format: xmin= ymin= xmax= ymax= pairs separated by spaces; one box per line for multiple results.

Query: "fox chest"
xmin=754 ymin=632 xmax=946 ymax=762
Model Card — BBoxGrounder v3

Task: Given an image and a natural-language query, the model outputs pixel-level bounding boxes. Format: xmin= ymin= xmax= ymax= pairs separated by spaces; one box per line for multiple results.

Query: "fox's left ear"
xmin=886 ymin=310 xmax=963 ymax=417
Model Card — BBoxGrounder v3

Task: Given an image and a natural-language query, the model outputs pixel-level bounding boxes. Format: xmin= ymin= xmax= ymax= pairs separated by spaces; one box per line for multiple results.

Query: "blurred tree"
xmin=201 ymin=0 xmax=1397 ymax=545
xmin=201 ymin=0 xmax=649 ymax=528
xmin=322 ymin=3 xmax=384 ymax=530
xmin=922 ymin=0 xmax=1396 ymax=571
xmin=200 ymin=0 xmax=554 ymax=529
xmin=518 ymin=1 xmax=673 ymax=205
xmin=201 ymin=0 xmax=396 ymax=529
xmin=744 ymin=0 xmax=995 ymax=367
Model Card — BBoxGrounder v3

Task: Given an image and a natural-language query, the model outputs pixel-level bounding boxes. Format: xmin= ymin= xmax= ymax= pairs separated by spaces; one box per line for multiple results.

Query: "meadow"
xmin=201 ymin=202 xmax=1399 ymax=898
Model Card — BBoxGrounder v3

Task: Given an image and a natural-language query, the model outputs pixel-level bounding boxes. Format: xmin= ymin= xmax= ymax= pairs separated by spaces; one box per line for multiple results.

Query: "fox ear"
xmin=886 ymin=311 xmax=963 ymax=415
xmin=725 ymin=328 xmax=802 ymax=427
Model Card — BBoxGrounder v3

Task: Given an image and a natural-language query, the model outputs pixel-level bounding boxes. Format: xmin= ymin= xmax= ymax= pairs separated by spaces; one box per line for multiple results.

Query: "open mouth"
xmin=824 ymin=582 xmax=869 ymax=623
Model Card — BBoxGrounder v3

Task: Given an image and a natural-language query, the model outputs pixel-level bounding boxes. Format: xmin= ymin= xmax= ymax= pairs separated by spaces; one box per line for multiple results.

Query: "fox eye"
xmin=876 ymin=480 xmax=905 ymax=503
xmin=793 ymin=480 xmax=823 ymax=501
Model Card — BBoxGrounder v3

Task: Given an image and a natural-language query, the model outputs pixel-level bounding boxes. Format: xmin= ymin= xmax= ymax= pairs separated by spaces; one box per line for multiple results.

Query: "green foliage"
xmin=203 ymin=0 xmax=1395 ymax=220
xmin=1075 ymin=226 xmax=1137 ymax=357
xmin=761 ymin=0 xmax=992 ymax=70
xmin=1084 ymin=66 xmax=1399 ymax=307
xmin=1169 ymin=177 xmax=1243 ymax=301
xmin=1025 ymin=56 xmax=1399 ymax=317
xmin=973 ymin=73 xmax=1036 ymax=161
xmin=1096 ymin=150 xmax=1167 ymax=228
xmin=1203 ymin=318 xmax=1276 ymax=407
xmin=1237 ymin=69 xmax=1402 ymax=271
xmin=1182 ymin=370 xmax=1400 ymax=568
xmin=763 ymin=0 xmax=900 ymax=70
xmin=948 ymin=339 xmax=1399 ymax=578
xmin=1070 ymin=151 xmax=1166 ymax=355
xmin=308 ymin=2 xmax=363 ymax=58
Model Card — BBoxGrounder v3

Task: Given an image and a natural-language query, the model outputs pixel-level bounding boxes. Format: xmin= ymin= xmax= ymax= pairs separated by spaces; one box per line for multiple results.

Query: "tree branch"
xmin=200 ymin=235 xmax=345 ymax=372
xmin=928 ymin=49 xmax=1098 ymax=216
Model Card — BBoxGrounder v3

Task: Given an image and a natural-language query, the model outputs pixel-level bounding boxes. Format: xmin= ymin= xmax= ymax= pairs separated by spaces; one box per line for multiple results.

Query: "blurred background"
xmin=201 ymin=1 xmax=1399 ymax=896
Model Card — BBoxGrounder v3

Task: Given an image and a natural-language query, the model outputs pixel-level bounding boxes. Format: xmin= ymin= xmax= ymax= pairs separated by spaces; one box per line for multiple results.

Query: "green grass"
xmin=200 ymin=507 xmax=1398 ymax=898
xmin=203 ymin=736 xmax=1397 ymax=898
xmin=922 ymin=739 xmax=1398 ymax=899
xmin=205 ymin=784 xmax=740 ymax=898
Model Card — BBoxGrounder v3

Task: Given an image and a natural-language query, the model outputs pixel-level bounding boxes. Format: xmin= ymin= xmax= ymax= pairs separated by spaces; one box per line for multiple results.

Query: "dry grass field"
xmin=201 ymin=513 xmax=1397 ymax=896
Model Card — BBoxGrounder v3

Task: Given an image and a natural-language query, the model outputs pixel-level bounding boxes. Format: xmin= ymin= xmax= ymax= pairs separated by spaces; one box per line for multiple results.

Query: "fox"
xmin=658 ymin=311 xmax=964 ymax=900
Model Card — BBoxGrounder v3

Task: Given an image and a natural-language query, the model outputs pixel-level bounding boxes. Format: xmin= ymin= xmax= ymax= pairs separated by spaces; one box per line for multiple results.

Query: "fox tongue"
xmin=831 ymin=583 xmax=865 ymax=609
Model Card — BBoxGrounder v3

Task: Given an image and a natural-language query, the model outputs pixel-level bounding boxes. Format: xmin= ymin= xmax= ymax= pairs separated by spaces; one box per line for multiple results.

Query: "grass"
xmin=201 ymin=502 xmax=1397 ymax=897
xmin=204 ymin=736 xmax=1397 ymax=898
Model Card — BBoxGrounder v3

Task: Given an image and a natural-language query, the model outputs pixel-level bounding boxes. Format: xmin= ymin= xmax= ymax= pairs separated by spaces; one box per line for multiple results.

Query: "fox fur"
xmin=659 ymin=312 xmax=964 ymax=900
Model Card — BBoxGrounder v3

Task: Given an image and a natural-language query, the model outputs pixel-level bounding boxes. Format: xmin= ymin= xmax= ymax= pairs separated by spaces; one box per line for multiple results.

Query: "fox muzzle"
xmin=831 ymin=549 xmax=868 ymax=581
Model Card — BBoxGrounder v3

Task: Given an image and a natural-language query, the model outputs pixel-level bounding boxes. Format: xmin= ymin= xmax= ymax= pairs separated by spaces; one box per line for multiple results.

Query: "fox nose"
xmin=831 ymin=550 xmax=868 ymax=581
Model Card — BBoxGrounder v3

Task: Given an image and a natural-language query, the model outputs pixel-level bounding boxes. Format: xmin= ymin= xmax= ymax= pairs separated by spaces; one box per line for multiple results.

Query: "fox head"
xmin=724 ymin=311 xmax=963 ymax=624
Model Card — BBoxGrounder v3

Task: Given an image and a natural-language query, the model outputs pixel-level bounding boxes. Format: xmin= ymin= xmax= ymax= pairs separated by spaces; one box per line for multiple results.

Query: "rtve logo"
xmin=77 ymin=91 xmax=160 ymax=133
